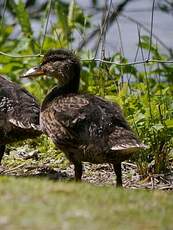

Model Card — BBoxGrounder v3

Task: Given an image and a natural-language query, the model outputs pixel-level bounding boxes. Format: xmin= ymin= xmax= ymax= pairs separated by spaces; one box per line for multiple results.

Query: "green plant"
xmin=0 ymin=0 xmax=172 ymax=178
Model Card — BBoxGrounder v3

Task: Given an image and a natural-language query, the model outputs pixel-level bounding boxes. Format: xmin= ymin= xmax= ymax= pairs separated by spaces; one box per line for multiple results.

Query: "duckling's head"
xmin=23 ymin=49 xmax=81 ymax=87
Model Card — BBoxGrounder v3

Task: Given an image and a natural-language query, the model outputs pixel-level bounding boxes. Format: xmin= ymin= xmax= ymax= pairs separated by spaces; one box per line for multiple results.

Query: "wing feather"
xmin=41 ymin=94 xmax=142 ymax=150
xmin=0 ymin=75 xmax=40 ymax=131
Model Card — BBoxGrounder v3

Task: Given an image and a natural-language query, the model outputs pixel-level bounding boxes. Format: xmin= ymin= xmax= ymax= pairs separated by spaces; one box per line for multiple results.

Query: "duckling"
xmin=0 ymin=75 xmax=41 ymax=165
xmin=23 ymin=49 xmax=145 ymax=186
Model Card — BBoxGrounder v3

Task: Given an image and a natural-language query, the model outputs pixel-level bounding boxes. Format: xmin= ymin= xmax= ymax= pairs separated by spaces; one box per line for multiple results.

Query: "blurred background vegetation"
xmin=0 ymin=0 xmax=173 ymax=178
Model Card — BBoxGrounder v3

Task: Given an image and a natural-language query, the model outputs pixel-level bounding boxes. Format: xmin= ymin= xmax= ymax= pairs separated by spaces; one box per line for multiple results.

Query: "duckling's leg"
xmin=74 ymin=161 xmax=83 ymax=181
xmin=113 ymin=162 xmax=122 ymax=187
xmin=0 ymin=145 xmax=5 ymax=165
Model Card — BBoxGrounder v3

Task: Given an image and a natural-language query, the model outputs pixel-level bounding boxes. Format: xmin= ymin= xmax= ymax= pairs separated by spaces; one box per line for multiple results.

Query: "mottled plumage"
xmin=0 ymin=75 xmax=41 ymax=164
xmin=41 ymin=94 xmax=142 ymax=163
xmin=24 ymin=49 xmax=145 ymax=186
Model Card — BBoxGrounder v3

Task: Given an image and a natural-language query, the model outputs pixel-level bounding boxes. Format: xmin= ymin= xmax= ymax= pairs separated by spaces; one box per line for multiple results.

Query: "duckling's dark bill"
xmin=21 ymin=67 xmax=44 ymax=78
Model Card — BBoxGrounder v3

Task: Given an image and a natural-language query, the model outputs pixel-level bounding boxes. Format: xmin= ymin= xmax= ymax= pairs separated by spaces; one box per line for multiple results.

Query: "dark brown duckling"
xmin=23 ymin=49 xmax=145 ymax=186
xmin=0 ymin=75 xmax=41 ymax=165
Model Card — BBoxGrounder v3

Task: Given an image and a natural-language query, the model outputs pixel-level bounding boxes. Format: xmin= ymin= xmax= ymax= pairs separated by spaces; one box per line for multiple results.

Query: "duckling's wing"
xmin=42 ymin=94 xmax=144 ymax=151
xmin=51 ymin=94 xmax=128 ymax=132
xmin=0 ymin=75 xmax=40 ymax=130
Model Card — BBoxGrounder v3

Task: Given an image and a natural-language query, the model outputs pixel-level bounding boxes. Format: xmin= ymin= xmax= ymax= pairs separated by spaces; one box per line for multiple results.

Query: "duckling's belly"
xmin=56 ymin=140 xmax=132 ymax=164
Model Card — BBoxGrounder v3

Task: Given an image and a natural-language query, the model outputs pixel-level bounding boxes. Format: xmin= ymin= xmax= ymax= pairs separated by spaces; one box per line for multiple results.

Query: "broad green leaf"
xmin=152 ymin=123 xmax=165 ymax=131
xmin=55 ymin=0 xmax=70 ymax=41
xmin=165 ymin=120 xmax=173 ymax=128
xmin=14 ymin=0 xmax=32 ymax=35
xmin=68 ymin=0 xmax=90 ymax=31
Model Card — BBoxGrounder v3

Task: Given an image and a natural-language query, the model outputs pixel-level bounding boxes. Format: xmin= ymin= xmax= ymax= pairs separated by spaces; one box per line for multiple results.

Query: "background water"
xmin=73 ymin=0 xmax=173 ymax=60
xmin=3 ymin=0 xmax=173 ymax=60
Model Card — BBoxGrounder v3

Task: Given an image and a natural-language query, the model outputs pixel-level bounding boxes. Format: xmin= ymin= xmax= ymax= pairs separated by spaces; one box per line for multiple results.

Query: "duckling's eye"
xmin=41 ymin=63 xmax=55 ymax=74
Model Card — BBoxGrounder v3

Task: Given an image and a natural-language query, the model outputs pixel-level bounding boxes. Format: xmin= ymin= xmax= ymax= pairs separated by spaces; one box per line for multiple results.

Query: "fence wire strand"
xmin=0 ymin=0 xmax=173 ymax=65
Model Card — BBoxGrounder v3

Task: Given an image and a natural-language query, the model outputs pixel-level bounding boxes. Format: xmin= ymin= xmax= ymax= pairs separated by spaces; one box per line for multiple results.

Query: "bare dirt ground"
xmin=1 ymin=156 xmax=173 ymax=190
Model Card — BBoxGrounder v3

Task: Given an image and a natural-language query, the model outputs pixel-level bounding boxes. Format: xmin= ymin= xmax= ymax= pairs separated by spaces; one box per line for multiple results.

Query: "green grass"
xmin=0 ymin=177 xmax=172 ymax=230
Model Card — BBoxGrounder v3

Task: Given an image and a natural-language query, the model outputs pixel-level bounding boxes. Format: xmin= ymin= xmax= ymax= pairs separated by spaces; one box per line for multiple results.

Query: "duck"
xmin=0 ymin=75 xmax=41 ymax=166
xmin=23 ymin=49 xmax=145 ymax=186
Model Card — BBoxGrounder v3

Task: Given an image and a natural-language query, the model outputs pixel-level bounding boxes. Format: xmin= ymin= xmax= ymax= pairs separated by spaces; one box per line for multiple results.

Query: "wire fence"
xmin=0 ymin=0 xmax=173 ymax=65
xmin=0 ymin=0 xmax=172 ymax=177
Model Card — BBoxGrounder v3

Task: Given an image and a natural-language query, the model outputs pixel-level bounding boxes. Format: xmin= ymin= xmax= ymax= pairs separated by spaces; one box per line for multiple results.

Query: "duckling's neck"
xmin=41 ymin=77 xmax=80 ymax=111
